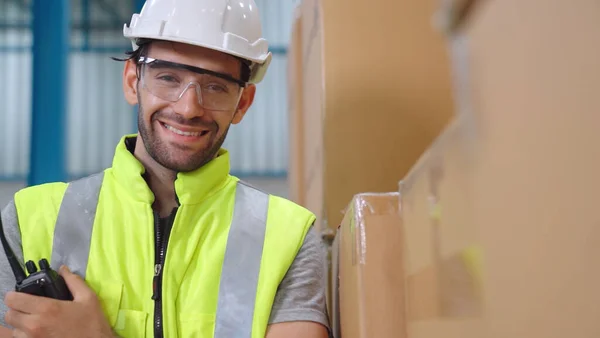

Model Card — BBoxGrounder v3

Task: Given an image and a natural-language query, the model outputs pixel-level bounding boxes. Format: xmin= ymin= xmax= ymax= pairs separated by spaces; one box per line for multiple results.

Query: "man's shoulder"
xmin=13 ymin=181 xmax=68 ymax=203
xmin=1 ymin=181 xmax=68 ymax=231
xmin=236 ymin=180 xmax=314 ymax=217
xmin=10 ymin=171 xmax=106 ymax=210
xmin=270 ymin=194 xmax=314 ymax=216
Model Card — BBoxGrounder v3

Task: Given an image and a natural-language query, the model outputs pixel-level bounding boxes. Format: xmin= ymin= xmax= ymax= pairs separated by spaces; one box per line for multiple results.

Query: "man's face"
xmin=123 ymin=41 xmax=256 ymax=172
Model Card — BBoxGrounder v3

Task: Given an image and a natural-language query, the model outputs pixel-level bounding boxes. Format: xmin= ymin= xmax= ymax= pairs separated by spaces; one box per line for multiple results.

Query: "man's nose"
xmin=174 ymin=83 xmax=205 ymax=119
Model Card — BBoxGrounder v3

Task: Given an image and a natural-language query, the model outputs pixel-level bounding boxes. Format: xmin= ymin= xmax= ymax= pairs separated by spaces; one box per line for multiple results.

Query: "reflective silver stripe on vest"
xmin=214 ymin=181 xmax=269 ymax=338
xmin=51 ymin=172 xmax=104 ymax=278
xmin=51 ymin=175 xmax=269 ymax=337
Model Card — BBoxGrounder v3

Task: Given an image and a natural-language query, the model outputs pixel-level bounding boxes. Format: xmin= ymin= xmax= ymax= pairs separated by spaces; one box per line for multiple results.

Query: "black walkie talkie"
xmin=0 ymin=210 xmax=72 ymax=300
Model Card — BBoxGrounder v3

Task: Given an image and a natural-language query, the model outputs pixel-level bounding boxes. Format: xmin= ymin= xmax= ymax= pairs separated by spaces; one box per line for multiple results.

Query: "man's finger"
xmin=4 ymin=291 xmax=54 ymax=315
xmin=59 ymin=265 xmax=92 ymax=301
xmin=4 ymin=309 xmax=30 ymax=333
xmin=0 ymin=325 xmax=12 ymax=338
xmin=12 ymin=329 xmax=29 ymax=338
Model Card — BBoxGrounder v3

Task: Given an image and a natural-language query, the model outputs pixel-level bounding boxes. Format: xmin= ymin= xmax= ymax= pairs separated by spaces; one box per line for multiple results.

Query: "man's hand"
xmin=4 ymin=265 xmax=114 ymax=338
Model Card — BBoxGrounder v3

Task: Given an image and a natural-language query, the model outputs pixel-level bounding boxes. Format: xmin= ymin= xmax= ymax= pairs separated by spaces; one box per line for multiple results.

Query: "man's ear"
xmin=232 ymin=84 xmax=256 ymax=125
xmin=123 ymin=59 xmax=139 ymax=105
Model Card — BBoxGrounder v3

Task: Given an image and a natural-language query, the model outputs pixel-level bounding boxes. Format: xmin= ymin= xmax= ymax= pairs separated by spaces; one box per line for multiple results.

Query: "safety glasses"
xmin=138 ymin=56 xmax=246 ymax=112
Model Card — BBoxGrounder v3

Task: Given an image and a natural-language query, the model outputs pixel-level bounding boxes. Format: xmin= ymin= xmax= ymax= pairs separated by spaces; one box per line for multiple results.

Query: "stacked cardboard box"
xmin=287 ymin=5 xmax=305 ymax=206
xmin=400 ymin=117 xmax=483 ymax=337
xmin=289 ymin=0 xmax=457 ymax=326
xmin=287 ymin=0 xmax=455 ymax=232
xmin=332 ymin=193 xmax=406 ymax=338
xmin=401 ymin=0 xmax=600 ymax=337
xmin=330 ymin=0 xmax=600 ymax=336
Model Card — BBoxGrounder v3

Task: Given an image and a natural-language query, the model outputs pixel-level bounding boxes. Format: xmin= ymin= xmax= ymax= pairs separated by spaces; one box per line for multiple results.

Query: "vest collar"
xmin=111 ymin=134 xmax=231 ymax=205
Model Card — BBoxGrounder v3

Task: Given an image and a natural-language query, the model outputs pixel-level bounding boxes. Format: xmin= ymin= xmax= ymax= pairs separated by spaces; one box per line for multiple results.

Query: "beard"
xmin=137 ymin=102 xmax=231 ymax=172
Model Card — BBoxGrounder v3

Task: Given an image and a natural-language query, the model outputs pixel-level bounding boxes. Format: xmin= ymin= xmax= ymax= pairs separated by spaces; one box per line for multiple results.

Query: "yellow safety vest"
xmin=10 ymin=135 xmax=315 ymax=337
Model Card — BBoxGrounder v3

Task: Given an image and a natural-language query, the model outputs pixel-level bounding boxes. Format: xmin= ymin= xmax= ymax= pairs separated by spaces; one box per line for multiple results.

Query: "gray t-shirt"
xmin=0 ymin=200 xmax=330 ymax=331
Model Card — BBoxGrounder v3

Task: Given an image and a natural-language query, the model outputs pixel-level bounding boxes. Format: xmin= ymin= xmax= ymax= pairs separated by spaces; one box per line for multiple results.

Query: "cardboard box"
xmin=298 ymin=0 xmax=326 ymax=229
xmin=288 ymin=0 xmax=455 ymax=232
xmin=287 ymin=5 xmax=305 ymax=206
xmin=334 ymin=193 xmax=406 ymax=338
xmin=401 ymin=0 xmax=600 ymax=336
xmin=400 ymin=118 xmax=483 ymax=337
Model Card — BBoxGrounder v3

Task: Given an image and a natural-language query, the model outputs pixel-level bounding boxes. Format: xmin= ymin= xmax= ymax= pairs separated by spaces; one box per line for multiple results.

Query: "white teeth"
xmin=163 ymin=123 xmax=201 ymax=137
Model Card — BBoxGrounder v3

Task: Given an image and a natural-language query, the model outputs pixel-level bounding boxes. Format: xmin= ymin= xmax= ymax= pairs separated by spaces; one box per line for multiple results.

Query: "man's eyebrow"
xmin=149 ymin=60 xmax=228 ymax=75
xmin=143 ymin=58 xmax=244 ymax=84
xmin=147 ymin=62 xmax=179 ymax=70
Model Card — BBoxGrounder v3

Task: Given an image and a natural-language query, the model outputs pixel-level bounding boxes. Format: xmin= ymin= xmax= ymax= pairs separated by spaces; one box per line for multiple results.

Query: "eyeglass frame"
xmin=137 ymin=56 xmax=248 ymax=88
xmin=135 ymin=56 xmax=248 ymax=111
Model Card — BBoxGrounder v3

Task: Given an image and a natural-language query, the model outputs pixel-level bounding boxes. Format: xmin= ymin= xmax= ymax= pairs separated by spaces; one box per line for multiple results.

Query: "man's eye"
xmin=205 ymin=84 xmax=227 ymax=93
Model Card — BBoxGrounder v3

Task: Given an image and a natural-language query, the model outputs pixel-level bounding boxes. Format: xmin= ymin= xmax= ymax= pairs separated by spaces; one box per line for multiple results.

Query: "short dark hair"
xmin=112 ymin=39 xmax=251 ymax=83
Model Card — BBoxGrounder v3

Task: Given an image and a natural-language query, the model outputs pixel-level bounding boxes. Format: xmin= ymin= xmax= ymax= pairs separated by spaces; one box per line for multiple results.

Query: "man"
xmin=0 ymin=0 xmax=330 ymax=337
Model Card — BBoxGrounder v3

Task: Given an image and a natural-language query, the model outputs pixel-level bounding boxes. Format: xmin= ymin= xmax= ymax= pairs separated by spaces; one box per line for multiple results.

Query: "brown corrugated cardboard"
xmin=335 ymin=193 xmax=406 ymax=338
xmin=401 ymin=0 xmax=600 ymax=336
xmin=400 ymin=118 xmax=484 ymax=338
xmin=288 ymin=0 xmax=455 ymax=232
xmin=287 ymin=5 xmax=305 ymax=205
xmin=299 ymin=0 xmax=325 ymax=229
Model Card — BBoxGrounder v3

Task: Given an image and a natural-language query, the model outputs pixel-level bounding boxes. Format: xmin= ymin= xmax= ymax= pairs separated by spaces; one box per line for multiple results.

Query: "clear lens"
xmin=141 ymin=62 xmax=242 ymax=111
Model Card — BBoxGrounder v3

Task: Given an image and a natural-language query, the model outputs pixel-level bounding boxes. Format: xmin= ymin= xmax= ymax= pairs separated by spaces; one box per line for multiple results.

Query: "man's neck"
xmin=133 ymin=136 xmax=178 ymax=218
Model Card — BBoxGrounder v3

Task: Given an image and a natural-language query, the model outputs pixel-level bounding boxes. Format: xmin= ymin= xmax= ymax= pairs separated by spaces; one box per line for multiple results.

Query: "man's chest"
xmin=82 ymin=214 xmax=229 ymax=337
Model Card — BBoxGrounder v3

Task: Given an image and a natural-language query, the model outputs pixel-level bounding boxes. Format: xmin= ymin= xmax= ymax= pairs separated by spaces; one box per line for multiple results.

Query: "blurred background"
xmin=0 ymin=0 xmax=295 ymax=206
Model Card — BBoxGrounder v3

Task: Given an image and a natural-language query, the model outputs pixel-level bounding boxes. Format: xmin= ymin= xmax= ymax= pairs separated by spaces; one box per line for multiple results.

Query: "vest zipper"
xmin=152 ymin=208 xmax=176 ymax=338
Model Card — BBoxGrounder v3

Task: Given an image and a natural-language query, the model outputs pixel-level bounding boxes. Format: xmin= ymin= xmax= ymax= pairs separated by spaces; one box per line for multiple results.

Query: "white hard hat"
xmin=123 ymin=0 xmax=272 ymax=84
